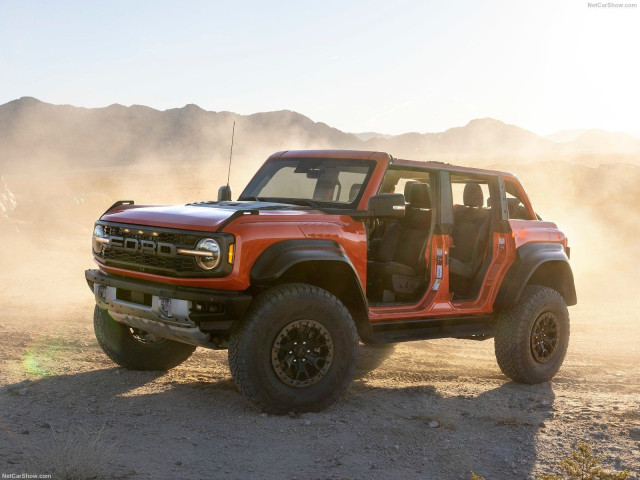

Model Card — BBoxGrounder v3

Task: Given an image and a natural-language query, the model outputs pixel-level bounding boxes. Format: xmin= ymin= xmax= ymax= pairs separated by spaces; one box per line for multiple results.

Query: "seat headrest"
xmin=409 ymin=183 xmax=431 ymax=208
xmin=403 ymin=180 xmax=417 ymax=199
xmin=348 ymin=183 xmax=362 ymax=202
xmin=463 ymin=183 xmax=483 ymax=208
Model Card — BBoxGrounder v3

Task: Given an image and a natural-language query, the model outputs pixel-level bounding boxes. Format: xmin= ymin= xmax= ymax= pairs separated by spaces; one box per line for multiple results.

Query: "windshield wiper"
xmin=239 ymin=197 xmax=322 ymax=208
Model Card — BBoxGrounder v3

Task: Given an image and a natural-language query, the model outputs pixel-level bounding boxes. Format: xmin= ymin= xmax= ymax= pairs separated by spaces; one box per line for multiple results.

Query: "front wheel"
xmin=93 ymin=306 xmax=196 ymax=370
xmin=228 ymin=283 xmax=359 ymax=414
xmin=494 ymin=285 xmax=570 ymax=384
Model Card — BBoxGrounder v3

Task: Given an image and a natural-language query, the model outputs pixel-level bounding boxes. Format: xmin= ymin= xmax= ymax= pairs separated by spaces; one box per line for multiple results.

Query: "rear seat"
xmin=450 ymin=183 xmax=491 ymax=279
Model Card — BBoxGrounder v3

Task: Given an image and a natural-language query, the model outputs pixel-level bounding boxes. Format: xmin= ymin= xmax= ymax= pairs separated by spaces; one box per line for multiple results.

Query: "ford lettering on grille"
xmin=108 ymin=236 xmax=177 ymax=257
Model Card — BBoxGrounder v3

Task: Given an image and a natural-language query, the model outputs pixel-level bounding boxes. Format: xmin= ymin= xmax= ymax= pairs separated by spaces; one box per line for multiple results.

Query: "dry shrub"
xmin=538 ymin=441 xmax=629 ymax=480
xmin=27 ymin=426 xmax=117 ymax=480
xmin=471 ymin=441 xmax=630 ymax=480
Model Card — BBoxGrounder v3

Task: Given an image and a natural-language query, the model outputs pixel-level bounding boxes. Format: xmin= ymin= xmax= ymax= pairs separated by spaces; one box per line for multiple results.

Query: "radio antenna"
xmin=226 ymin=121 xmax=235 ymax=187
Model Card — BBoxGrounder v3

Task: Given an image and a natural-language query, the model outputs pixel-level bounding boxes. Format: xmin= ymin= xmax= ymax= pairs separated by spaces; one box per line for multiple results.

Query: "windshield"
xmin=239 ymin=158 xmax=375 ymax=207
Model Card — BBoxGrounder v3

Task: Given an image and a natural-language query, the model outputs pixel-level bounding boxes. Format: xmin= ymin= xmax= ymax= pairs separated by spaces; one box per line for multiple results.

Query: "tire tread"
xmin=494 ymin=285 xmax=569 ymax=384
xmin=229 ymin=283 xmax=359 ymax=414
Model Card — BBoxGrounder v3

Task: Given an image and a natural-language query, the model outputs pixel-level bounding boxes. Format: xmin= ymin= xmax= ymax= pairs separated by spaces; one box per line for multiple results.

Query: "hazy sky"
xmin=1 ymin=0 xmax=638 ymax=135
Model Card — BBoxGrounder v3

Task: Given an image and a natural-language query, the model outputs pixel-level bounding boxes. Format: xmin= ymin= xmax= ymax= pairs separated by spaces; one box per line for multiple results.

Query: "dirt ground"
xmin=1 ymin=169 xmax=639 ymax=479
xmin=1 ymin=278 xmax=639 ymax=479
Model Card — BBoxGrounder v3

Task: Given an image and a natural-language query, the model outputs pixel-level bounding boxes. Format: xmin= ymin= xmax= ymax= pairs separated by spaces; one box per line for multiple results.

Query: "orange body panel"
xmin=98 ymin=211 xmax=369 ymax=291
xmin=509 ymin=220 xmax=566 ymax=249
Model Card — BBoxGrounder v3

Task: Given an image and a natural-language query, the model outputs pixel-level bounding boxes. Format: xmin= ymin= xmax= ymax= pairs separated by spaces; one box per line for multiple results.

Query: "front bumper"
xmin=85 ymin=269 xmax=252 ymax=348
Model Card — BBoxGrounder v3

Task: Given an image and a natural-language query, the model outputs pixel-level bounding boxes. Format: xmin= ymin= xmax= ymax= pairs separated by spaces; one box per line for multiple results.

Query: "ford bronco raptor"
xmin=86 ymin=150 xmax=576 ymax=413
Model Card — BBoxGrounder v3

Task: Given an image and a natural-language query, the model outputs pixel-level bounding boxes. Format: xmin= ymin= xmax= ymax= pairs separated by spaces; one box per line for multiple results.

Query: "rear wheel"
xmin=494 ymin=285 xmax=569 ymax=383
xmin=93 ymin=305 xmax=196 ymax=370
xmin=229 ymin=283 xmax=359 ymax=414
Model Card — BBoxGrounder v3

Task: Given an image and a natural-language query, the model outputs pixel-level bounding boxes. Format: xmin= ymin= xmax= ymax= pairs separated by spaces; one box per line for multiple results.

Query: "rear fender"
xmin=494 ymin=243 xmax=577 ymax=310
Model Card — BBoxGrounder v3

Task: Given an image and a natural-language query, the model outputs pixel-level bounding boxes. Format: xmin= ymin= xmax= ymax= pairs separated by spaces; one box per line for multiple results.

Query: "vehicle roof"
xmin=268 ymin=149 xmax=518 ymax=180
xmin=392 ymin=158 xmax=518 ymax=180
xmin=269 ymin=149 xmax=392 ymax=161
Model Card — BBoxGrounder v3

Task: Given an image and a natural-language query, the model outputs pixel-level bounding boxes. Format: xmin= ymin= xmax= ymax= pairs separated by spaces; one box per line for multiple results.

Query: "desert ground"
xmin=1 ymin=167 xmax=639 ymax=479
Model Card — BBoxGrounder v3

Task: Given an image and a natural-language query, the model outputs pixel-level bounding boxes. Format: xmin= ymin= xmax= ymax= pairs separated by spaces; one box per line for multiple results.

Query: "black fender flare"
xmin=494 ymin=242 xmax=577 ymax=310
xmin=250 ymin=239 xmax=360 ymax=284
xmin=250 ymin=239 xmax=371 ymax=338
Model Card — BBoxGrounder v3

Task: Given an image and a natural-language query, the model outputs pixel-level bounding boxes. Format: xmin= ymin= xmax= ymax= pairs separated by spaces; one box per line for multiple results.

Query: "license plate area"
xmin=159 ymin=296 xmax=173 ymax=318
xmin=116 ymin=288 xmax=152 ymax=306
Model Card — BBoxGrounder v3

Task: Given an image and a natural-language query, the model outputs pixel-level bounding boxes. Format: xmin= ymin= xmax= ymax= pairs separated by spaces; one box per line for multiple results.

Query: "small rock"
xmin=21 ymin=430 xmax=29 ymax=435
xmin=303 ymin=420 xmax=311 ymax=426
xmin=18 ymin=388 xmax=28 ymax=396
xmin=630 ymin=427 xmax=640 ymax=439
xmin=40 ymin=423 xmax=51 ymax=429
xmin=394 ymin=444 xmax=400 ymax=450
xmin=115 ymin=370 xmax=121 ymax=375
xmin=175 ymin=461 xmax=182 ymax=466
xmin=260 ymin=413 xmax=267 ymax=418
xmin=88 ymin=397 xmax=96 ymax=403
xmin=428 ymin=420 xmax=440 ymax=428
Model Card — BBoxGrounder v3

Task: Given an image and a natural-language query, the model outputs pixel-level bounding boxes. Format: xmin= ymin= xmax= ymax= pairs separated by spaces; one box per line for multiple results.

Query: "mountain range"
xmin=0 ymin=97 xmax=638 ymax=172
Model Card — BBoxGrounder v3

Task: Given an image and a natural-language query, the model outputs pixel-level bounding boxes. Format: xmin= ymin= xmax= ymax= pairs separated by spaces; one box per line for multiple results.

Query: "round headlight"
xmin=195 ymin=238 xmax=221 ymax=270
xmin=92 ymin=224 xmax=106 ymax=254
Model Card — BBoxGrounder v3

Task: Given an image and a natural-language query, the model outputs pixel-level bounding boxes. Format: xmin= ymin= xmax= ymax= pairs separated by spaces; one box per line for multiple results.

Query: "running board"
xmin=367 ymin=315 xmax=495 ymax=344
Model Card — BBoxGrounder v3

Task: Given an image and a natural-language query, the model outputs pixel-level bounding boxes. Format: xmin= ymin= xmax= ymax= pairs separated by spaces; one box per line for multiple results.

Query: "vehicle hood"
xmin=100 ymin=201 xmax=311 ymax=231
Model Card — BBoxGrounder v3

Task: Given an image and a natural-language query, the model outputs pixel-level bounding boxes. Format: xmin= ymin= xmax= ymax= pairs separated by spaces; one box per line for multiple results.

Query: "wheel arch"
xmin=494 ymin=242 xmax=577 ymax=311
xmin=250 ymin=240 xmax=371 ymax=340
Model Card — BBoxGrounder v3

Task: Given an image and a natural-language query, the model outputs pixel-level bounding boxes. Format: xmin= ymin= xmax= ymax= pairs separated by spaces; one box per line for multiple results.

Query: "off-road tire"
xmin=228 ymin=283 xmax=359 ymax=414
xmin=494 ymin=285 xmax=569 ymax=384
xmin=93 ymin=305 xmax=196 ymax=370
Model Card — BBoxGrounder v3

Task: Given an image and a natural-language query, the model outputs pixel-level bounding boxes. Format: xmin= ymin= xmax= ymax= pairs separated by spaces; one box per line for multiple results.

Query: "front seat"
xmin=367 ymin=183 xmax=432 ymax=301
xmin=449 ymin=183 xmax=491 ymax=280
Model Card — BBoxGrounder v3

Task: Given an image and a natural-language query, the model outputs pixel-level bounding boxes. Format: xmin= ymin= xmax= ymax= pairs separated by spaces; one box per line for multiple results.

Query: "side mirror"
xmin=218 ymin=185 xmax=232 ymax=202
xmin=367 ymin=193 xmax=405 ymax=218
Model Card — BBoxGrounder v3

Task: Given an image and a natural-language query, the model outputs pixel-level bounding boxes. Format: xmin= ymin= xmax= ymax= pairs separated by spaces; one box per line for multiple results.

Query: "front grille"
xmin=102 ymin=248 xmax=198 ymax=274
xmin=102 ymin=225 xmax=201 ymax=247
xmin=95 ymin=223 xmax=205 ymax=277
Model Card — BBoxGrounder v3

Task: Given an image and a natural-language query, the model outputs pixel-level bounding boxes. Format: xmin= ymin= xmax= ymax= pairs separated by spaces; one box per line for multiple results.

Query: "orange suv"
xmin=86 ymin=150 xmax=576 ymax=413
